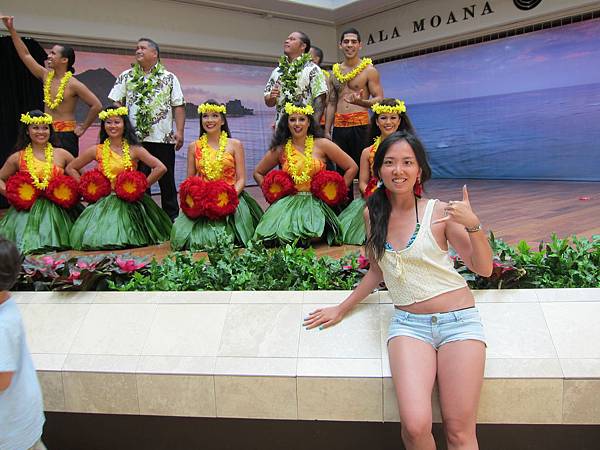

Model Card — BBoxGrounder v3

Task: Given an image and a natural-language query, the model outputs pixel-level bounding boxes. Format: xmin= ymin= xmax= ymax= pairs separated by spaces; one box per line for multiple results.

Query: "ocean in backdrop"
xmin=80 ymin=82 xmax=600 ymax=186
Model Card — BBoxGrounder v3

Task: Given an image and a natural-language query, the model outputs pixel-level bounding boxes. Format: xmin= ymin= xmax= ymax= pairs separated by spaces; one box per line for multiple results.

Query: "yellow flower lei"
xmin=198 ymin=103 xmax=227 ymax=115
xmin=101 ymin=139 xmax=132 ymax=182
xmin=285 ymin=135 xmax=314 ymax=185
xmin=199 ymin=131 xmax=229 ymax=181
xmin=332 ymin=58 xmax=372 ymax=84
xmin=371 ymin=99 xmax=407 ymax=115
xmin=43 ymin=70 xmax=73 ymax=110
xmin=20 ymin=112 xmax=53 ymax=125
xmin=98 ymin=106 xmax=129 ymax=121
xmin=24 ymin=143 xmax=54 ymax=190
xmin=369 ymin=136 xmax=381 ymax=175
xmin=284 ymin=103 xmax=314 ymax=116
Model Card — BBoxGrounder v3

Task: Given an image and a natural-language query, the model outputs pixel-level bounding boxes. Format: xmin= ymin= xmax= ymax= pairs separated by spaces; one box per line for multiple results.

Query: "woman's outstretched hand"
xmin=303 ymin=305 xmax=345 ymax=330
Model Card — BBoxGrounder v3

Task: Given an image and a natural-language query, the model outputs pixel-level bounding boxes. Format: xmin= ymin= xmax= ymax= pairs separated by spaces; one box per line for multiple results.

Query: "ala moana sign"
xmin=365 ymin=1 xmax=495 ymax=45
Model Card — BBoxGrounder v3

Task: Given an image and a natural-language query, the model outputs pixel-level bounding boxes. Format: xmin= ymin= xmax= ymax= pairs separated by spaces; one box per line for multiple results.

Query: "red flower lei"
xmin=364 ymin=177 xmax=378 ymax=199
xmin=179 ymin=176 xmax=206 ymax=219
xmin=79 ymin=169 xmax=112 ymax=203
xmin=310 ymin=170 xmax=348 ymax=207
xmin=202 ymin=180 xmax=239 ymax=220
xmin=261 ymin=170 xmax=297 ymax=204
xmin=6 ymin=172 xmax=41 ymax=210
xmin=114 ymin=170 xmax=148 ymax=203
xmin=44 ymin=174 xmax=79 ymax=209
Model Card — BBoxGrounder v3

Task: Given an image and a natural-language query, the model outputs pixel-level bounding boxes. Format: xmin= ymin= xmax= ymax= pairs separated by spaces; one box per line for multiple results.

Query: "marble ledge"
xmin=13 ymin=288 xmax=600 ymax=305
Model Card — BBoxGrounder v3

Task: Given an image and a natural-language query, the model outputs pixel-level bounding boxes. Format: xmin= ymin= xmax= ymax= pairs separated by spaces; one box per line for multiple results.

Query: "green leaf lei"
xmin=277 ymin=53 xmax=311 ymax=106
xmin=127 ymin=62 xmax=165 ymax=140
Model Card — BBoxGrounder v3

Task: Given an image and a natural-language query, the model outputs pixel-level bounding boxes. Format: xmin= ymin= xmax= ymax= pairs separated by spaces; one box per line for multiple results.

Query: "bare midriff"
xmin=395 ymin=286 xmax=475 ymax=314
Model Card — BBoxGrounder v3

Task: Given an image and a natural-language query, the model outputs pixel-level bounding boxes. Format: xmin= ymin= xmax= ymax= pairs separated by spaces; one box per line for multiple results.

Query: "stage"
xmin=46 ymin=178 xmax=599 ymax=262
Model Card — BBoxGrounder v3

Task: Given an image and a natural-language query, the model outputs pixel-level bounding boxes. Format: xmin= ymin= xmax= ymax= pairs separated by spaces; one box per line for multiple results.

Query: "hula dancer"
xmin=253 ymin=102 xmax=357 ymax=246
xmin=325 ymin=28 xmax=383 ymax=197
xmin=339 ymin=99 xmax=416 ymax=244
xmin=2 ymin=16 xmax=102 ymax=156
xmin=171 ymin=100 xmax=263 ymax=251
xmin=0 ymin=111 xmax=79 ymax=254
xmin=66 ymin=106 xmax=172 ymax=250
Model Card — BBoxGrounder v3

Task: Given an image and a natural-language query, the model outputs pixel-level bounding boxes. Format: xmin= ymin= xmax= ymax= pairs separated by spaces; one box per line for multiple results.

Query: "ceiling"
xmin=173 ymin=0 xmax=419 ymax=25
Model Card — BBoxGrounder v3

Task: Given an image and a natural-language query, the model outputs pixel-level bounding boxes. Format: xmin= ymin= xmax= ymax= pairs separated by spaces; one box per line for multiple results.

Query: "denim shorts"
xmin=387 ymin=307 xmax=486 ymax=349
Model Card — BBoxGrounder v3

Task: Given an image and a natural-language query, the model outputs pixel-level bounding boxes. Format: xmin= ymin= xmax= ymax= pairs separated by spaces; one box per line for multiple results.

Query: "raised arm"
xmin=132 ymin=146 xmax=167 ymax=186
xmin=435 ymin=185 xmax=493 ymax=277
xmin=1 ymin=16 xmax=46 ymax=80
xmin=71 ymin=79 xmax=102 ymax=136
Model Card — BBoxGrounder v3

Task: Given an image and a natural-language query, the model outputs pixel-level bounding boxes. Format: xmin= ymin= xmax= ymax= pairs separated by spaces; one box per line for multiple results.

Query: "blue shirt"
xmin=0 ymin=297 xmax=45 ymax=450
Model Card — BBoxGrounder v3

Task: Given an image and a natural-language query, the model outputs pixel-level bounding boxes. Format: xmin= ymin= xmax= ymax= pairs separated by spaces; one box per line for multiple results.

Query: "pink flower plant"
xmin=115 ymin=256 xmax=149 ymax=273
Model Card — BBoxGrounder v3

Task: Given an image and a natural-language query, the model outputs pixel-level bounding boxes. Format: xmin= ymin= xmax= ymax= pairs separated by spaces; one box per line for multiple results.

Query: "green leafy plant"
xmin=112 ymin=231 xmax=362 ymax=291
xmin=453 ymin=232 xmax=599 ymax=289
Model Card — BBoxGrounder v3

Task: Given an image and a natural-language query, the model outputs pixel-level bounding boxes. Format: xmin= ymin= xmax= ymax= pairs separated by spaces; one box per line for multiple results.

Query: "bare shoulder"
xmin=229 ymin=137 xmax=243 ymax=147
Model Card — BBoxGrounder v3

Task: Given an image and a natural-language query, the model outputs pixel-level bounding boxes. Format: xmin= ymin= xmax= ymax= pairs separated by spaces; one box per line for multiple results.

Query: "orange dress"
xmin=170 ymin=138 xmax=263 ymax=250
xmin=95 ymin=145 xmax=138 ymax=188
xmin=18 ymin=150 xmax=64 ymax=180
xmin=194 ymin=140 xmax=236 ymax=185
xmin=252 ymin=147 xmax=341 ymax=245
xmin=0 ymin=151 xmax=75 ymax=254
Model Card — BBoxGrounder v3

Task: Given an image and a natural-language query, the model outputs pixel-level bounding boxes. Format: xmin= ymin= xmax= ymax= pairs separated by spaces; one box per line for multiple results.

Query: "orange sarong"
xmin=334 ymin=111 xmax=369 ymax=128
xmin=52 ymin=120 xmax=76 ymax=132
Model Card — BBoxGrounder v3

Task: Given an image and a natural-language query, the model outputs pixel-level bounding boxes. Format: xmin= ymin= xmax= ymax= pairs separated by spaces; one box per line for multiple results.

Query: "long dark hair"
xmin=368 ymin=98 xmax=416 ymax=142
xmin=270 ymin=102 xmax=324 ymax=150
xmin=198 ymin=99 xmax=231 ymax=138
xmin=14 ymin=109 xmax=57 ymax=151
xmin=365 ymin=131 xmax=432 ymax=260
xmin=98 ymin=104 xmax=140 ymax=145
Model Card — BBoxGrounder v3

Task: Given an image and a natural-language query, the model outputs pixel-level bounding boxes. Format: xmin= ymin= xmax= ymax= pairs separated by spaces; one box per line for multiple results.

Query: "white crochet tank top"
xmin=378 ymin=199 xmax=467 ymax=306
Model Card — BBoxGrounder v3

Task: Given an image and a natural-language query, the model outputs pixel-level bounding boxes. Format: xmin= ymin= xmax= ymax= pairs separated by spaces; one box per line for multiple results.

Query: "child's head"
xmin=0 ymin=238 xmax=21 ymax=291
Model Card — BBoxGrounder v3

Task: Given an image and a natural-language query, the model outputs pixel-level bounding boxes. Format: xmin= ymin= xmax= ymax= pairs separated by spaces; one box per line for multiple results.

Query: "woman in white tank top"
xmin=304 ymin=131 xmax=493 ymax=450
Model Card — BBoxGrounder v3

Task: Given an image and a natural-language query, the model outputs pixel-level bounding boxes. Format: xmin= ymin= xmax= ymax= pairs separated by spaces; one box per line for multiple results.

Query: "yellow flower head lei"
xmin=284 ymin=103 xmax=314 ymax=116
xmin=98 ymin=106 xmax=129 ymax=121
xmin=20 ymin=112 xmax=53 ymax=126
xmin=43 ymin=70 xmax=73 ymax=110
xmin=101 ymin=139 xmax=132 ymax=182
xmin=371 ymin=99 xmax=407 ymax=116
xmin=285 ymin=135 xmax=314 ymax=185
xmin=24 ymin=142 xmax=54 ymax=190
xmin=199 ymin=131 xmax=229 ymax=181
xmin=332 ymin=57 xmax=372 ymax=84
xmin=197 ymin=103 xmax=227 ymax=115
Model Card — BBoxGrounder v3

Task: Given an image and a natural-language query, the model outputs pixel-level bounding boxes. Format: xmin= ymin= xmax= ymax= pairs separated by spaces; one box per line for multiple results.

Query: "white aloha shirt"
xmin=264 ymin=58 xmax=327 ymax=125
xmin=108 ymin=63 xmax=185 ymax=143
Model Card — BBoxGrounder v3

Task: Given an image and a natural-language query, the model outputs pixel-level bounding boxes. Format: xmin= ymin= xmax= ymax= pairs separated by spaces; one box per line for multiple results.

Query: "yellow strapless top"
xmin=281 ymin=149 xmax=325 ymax=192
xmin=95 ymin=145 xmax=138 ymax=187
xmin=18 ymin=150 xmax=63 ymax=180
xmin=194 ymin=140 xmax=236 ymax=185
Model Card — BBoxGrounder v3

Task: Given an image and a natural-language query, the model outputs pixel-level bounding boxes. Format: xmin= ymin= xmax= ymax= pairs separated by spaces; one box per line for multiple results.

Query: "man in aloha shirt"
xmin=108 ymin=38 xmax=185 ymax=221
xmin=264 ymin=31 xmax=327 ymax=127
